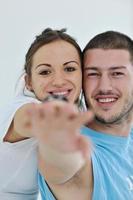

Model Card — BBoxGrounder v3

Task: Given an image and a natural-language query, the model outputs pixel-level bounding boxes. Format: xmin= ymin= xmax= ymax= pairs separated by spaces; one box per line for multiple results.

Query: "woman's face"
xmin=25 ymin=40 xmax=82 ymax=103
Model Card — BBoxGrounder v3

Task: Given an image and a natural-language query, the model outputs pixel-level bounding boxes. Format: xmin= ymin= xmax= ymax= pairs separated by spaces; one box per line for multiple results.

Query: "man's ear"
xmin=25 ymin=74 xmax=33 ymax=91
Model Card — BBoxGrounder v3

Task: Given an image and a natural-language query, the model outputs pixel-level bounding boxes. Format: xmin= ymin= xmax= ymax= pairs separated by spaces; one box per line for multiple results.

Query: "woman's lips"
xmin=49 ymin=89 xmax=72 ymax=97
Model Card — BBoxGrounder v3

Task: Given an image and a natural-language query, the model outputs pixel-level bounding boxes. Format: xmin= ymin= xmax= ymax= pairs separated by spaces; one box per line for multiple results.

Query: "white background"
xmin=0 ymin=0 xmax=132 ymax=108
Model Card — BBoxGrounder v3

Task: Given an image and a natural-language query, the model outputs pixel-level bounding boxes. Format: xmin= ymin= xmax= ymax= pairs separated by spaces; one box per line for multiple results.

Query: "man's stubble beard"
xmin=86 ymin=91 xmax=133 ymax=126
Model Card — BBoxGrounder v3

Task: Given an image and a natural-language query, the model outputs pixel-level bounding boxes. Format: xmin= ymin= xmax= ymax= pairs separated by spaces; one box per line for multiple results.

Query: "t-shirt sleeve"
xmin=0 ymin=95 xmax=40 ymax=142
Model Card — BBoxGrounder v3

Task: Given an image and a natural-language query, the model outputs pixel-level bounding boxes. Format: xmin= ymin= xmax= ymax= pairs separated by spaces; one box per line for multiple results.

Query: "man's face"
xmin=83 ymin=49 xmax=133 ymax=124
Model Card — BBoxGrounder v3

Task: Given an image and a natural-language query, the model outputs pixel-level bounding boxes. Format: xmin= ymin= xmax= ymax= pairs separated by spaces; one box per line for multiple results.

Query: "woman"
xmin=0 ymin=28 xmax=86 ymax=199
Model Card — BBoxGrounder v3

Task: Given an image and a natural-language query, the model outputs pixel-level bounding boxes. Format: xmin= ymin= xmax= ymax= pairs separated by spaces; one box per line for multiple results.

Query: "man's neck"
xmin=88 ymin=118 xmax=132 ymax=137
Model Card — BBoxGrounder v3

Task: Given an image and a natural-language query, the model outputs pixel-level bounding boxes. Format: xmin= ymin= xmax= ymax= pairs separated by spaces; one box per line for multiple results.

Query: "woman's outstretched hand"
xmin=28 ymin=101 xmax=93 ymax=158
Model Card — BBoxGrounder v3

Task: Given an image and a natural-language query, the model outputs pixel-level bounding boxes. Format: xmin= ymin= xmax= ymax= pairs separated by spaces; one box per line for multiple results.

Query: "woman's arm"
xmin=29 ymin=101 xmax=93 ymax=184
xmin=4 ymin=103 xmax=37 ymax=142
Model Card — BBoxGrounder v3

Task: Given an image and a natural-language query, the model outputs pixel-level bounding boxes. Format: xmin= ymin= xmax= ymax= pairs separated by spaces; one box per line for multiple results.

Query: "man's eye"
xmin=87 ymin=73 xmax=99 ymax=76
xmin=64 ymin=67 xmax=76 ymax=72
xmin=39 ymin=70 xmax=51 ymax=75
xmin=112 ymin=72 xmax=124 ymax=77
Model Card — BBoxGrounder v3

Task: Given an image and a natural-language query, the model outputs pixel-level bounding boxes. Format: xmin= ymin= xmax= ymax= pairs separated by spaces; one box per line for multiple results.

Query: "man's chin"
xmin=95 ymin=115 xmax=117 ymax=125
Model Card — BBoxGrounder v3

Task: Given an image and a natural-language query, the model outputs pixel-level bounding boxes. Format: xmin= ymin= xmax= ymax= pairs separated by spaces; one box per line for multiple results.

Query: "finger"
xmin=42 ymin=101 xmax=79 ymax=120
xmin=71 ymin=110 xmax=94 ymax=128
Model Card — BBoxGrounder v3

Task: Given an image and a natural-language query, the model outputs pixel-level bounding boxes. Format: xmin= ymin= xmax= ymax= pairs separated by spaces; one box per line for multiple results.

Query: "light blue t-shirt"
xmin=39 ymin=175 xmax=56 ymax=200
xmin=38 ymin=126 xmax=133 ymax=200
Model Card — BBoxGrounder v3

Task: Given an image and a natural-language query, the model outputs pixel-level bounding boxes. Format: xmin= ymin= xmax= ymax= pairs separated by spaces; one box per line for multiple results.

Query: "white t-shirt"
xmin=0 ymin=95 xmax=40 ymax=200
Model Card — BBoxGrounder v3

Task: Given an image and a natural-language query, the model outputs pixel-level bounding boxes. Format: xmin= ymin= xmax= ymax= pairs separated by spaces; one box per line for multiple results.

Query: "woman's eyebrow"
xmin=35 ymin=63 xmax=51 ymax=69
xmin=63 ymin=61 xmax=79 ymax=65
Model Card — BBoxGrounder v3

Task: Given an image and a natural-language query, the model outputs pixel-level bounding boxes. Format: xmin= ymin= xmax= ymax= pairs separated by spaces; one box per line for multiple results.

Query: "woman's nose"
xmin=52 ymin=72 xmax=66 ymax=87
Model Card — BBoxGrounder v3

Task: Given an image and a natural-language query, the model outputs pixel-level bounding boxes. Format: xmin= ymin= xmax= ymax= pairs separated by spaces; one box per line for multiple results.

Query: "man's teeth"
xmin=98 ymin=98 xmax=116 ymax=103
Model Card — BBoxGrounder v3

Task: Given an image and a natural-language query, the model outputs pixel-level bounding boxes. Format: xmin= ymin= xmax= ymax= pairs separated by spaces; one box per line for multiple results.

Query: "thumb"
xmin=78 ymin=135 xmax=92 ymax=159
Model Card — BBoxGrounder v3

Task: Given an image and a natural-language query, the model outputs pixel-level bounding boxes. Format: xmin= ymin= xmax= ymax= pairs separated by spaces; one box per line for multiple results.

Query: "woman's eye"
xmin=64 ymin=67 xmax=76 ymax=72
xmin=39 ymin=70 xmax=51 ymax=75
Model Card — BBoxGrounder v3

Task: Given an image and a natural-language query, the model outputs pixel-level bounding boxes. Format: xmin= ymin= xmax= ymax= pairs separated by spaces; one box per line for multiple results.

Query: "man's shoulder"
xmin=130 ymin=128 xmax=133 ymax=137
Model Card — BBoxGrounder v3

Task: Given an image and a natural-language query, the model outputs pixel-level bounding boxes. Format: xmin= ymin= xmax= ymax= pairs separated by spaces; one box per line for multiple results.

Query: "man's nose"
xmin=98 ymin=74 xmax=113 ymax=92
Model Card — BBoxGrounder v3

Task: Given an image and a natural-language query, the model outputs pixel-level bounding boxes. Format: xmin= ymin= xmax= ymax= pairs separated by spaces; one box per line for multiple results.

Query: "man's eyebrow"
xmin=35 ymin=63 xmax=51 ymax=69
xmin=84 ymin=66 xmax=127 ymax=71
xmin=84 ymin=67 xmax=98 ymax=71
xmin=109 ymin=66 xmax=126 ymax=70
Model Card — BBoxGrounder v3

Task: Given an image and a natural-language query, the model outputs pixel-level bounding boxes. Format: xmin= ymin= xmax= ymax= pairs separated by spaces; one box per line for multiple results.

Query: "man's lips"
xmin=94 ymin=95 xmax=119 ymax=107
xmin=96 ymin=97 xmax=117 ymax=103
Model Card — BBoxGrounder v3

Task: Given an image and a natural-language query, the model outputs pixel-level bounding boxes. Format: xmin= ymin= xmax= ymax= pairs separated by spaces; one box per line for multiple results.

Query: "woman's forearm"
xmin=38 ymin=143 xmax=86 ymax=184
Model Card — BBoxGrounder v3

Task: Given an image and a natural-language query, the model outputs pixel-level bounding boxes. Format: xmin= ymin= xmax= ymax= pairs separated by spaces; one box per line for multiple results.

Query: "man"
xmin=29 ymin=31 xmax=133 ymax=200
xmin=82 ymin=31 xmax=133 ymax=199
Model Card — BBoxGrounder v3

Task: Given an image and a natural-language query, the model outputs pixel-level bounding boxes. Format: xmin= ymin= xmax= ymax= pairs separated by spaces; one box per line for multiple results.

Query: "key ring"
xmin=42 ymin=94 xmax=68 ymax=103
